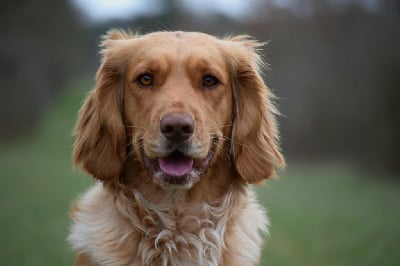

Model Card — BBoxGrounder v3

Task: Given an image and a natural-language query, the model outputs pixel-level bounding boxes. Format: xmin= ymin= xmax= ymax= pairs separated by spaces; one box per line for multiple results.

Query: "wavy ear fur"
xmin=73 ymin=30 xmax=135 ymax=181
xmin=226 ymin=36 xmax=285 ymax=184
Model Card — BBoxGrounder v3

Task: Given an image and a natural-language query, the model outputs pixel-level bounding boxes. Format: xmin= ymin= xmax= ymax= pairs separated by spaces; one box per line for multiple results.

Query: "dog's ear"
xmin=225 ymin=36 xmax=285 ymax=184
xmin=73 ymin=29 xmax=134 ymax=181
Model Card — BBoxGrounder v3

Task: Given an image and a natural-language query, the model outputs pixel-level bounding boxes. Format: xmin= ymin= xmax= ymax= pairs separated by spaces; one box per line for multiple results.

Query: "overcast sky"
xmin=72 ymin=0 xmax=263 ymax=21
xmin=72 ymin=0 xmax=382 ymax=22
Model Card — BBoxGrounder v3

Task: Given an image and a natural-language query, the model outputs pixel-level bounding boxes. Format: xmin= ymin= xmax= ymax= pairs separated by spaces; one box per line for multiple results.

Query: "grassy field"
xmin=1 ymin=84 xmax=399 ymax=265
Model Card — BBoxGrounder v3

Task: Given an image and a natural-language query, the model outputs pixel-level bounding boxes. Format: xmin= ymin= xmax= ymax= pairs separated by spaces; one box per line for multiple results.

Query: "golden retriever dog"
xmin=68 ymin=29 xmax=285 ymax=266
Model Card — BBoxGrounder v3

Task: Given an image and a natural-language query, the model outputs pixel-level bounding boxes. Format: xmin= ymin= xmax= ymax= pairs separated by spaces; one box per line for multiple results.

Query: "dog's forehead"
xmin=127 ymin=31 xmax=225 ymax=67
xmin=138 ymin=31 xmax=223 ymax=58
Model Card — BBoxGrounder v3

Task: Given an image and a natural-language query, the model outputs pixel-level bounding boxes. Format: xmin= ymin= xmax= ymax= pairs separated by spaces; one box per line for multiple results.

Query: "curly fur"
xmin=69 ymin=183 xmax=267 ymax=266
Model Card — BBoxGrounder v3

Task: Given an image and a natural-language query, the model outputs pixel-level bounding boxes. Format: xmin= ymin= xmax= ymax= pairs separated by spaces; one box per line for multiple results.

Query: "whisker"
xmin=212 ymin=135 xmax=268 ymax=160
xmin=212 ymin=135 xmax=247 ymax=148
xmin=207 ymin=136 xmax=231 ymax=161
xmin=124 ymin=125 xmax=147 ymax=130
xmin=209 ymin=124 xmax=232 ymax=130
xmin=126 ymin=136 xmax=145 ymax=156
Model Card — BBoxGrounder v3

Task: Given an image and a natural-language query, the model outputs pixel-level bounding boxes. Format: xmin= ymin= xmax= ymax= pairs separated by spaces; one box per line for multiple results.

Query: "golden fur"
xmin=68 ymin=30 xmax=284 ymax=266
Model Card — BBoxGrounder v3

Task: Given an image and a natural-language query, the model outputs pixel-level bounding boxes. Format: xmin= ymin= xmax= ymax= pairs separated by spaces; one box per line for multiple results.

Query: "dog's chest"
xmin=133 ymin=206 xmax=226 ymax=265
xmin=69 ymin=184 xmax=228 ymax=266
xmin=125 ymin=190 xmax=229 ymax=265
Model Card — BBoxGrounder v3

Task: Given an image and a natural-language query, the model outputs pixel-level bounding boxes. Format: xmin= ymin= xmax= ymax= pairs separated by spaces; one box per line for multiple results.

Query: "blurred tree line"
xmin=0 ymin=0 xmax=88 ymax=139
xmin=1 ymin=0 xmax=399 ymax=174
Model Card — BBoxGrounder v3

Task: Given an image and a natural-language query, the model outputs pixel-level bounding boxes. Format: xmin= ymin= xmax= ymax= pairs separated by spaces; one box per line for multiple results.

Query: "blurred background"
xmin=1 ymin=0 xmax=399 ymax=265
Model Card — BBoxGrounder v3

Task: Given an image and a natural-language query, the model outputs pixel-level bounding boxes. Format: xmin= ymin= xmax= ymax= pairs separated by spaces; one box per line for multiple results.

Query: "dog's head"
xmin=73 ymin=30 xmax=284 ymax=189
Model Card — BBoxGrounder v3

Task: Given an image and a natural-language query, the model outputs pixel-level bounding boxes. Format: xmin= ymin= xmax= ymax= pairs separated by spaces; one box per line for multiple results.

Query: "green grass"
xmin=259 ymin=165 xmax=400 ymax=266
xmin=0 ymin=82 xmax=92 ymax=265
xmin=1 ymin=83 xmax=399 ymax=265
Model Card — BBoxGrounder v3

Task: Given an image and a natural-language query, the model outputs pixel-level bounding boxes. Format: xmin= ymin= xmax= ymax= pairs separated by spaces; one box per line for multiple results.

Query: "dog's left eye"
xmin=136 ymin=73 xmax=153 ymax=87
xmin=202 ymin=75 xmax=220 ymax=88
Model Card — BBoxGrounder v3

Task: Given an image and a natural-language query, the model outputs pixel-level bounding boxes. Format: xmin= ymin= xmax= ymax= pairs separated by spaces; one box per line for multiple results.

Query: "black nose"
xmin=160 ymin=113 xmax=194 ymax=142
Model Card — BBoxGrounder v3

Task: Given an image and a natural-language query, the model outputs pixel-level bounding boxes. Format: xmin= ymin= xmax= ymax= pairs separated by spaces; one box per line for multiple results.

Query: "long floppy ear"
xmin=73 ymin=29 xmax=134 ymax=181
xmin=226 ymin=36 xmax=285 ymax=184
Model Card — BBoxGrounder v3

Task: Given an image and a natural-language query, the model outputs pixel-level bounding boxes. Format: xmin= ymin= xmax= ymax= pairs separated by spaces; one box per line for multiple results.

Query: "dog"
xmin=68 ymin=29 xmax=285 ymax=266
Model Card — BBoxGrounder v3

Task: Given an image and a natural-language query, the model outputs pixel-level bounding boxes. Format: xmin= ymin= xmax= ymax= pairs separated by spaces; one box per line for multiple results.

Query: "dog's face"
xmin=73 ymin=30 xmax=284 ymax=189
xmin=123 ymin=32 xmax=232 ymax=188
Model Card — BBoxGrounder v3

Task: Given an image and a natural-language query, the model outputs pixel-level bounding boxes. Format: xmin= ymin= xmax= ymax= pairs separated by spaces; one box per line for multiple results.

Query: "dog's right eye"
xmin=202 ymin=74 xmax=220 ymax=88
xmin=136 ymin=73 xmax=153 ymax=87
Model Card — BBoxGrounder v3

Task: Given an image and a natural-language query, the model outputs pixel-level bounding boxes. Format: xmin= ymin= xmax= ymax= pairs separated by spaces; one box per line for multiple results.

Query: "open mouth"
xmin=158 ymin=151 xmax=194 ymax=177
xmin=142 ymin=143 xmax=215 ymax=188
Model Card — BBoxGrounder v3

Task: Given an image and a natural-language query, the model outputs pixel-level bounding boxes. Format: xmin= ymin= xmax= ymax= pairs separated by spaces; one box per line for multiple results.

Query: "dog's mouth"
xmin=158 ymin=151 xmax=194 ymax=177
xmin=142 ymin=141 xmax=215 ymax=188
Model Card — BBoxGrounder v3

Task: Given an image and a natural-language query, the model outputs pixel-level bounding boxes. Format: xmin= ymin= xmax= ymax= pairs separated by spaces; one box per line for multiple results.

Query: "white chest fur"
xmin=68 ymin=183 xmax=268 ymax=266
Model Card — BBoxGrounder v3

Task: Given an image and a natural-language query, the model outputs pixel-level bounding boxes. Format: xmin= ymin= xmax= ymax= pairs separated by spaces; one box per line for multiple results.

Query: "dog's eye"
xmin=136 ymin=73 xmax=153 ymax=87
xmin=202 ymin=75 xmax=220 ymax=88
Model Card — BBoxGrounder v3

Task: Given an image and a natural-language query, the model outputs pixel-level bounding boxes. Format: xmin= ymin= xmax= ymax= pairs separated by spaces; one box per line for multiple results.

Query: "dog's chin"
xmin=142 ymin=148 xmax=214 ymax=190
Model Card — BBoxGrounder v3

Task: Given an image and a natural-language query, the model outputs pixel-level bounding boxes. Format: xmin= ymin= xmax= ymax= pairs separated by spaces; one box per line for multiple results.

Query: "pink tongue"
xmin=158 ymin=153 xmax=194 ymax=177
